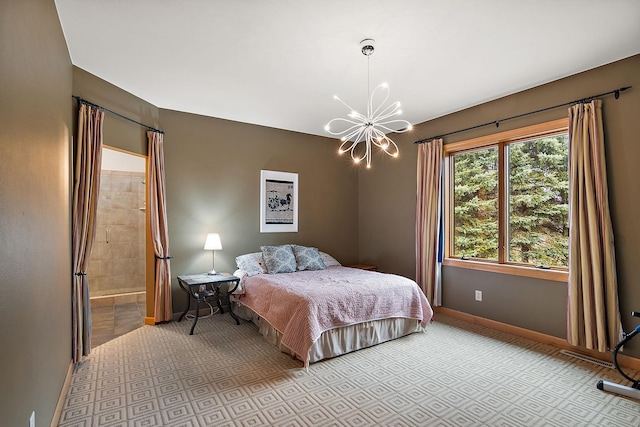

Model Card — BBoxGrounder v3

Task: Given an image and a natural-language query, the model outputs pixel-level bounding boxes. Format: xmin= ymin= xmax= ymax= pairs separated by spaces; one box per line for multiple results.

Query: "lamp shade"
xmin=204 ymin=233 xmax=222 ymax=251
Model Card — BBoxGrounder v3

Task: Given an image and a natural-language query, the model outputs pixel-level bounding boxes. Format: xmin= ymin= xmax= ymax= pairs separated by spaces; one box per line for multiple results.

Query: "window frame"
xmin=443 ymin=118 xmax=569 ymax=282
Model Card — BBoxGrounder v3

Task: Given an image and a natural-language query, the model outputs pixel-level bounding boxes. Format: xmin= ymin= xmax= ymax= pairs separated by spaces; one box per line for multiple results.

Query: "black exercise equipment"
xmin=596 ymin=311 xmax=640 ymax=399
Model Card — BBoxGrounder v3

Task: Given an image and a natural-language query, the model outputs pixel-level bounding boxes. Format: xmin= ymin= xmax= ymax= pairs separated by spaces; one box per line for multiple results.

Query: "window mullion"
xmin=443 ymin=155 xmax=452 ymax=259
xmin=498 ymin=142 xmax=507 ymax=264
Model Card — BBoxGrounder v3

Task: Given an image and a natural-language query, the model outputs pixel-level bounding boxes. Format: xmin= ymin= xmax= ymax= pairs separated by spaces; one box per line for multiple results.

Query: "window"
xmin=444 ymin=119 xmax=569 ymax=281
xmin=452 ymin=146 xmax=499 ymax=260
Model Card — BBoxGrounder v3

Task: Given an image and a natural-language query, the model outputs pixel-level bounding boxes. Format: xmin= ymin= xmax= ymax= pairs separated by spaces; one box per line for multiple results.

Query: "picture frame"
xmin=260 ymin=170 xmax=298 ymax=233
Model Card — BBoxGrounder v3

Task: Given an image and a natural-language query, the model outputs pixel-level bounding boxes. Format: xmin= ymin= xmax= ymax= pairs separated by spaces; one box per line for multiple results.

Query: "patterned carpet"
xmin=58 ymin=313 xmax=640 ymax=426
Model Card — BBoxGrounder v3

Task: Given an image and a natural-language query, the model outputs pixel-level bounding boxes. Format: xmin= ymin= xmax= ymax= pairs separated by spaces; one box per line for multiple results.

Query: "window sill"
xmin=443 ymin=258 xmax=568 ymax=282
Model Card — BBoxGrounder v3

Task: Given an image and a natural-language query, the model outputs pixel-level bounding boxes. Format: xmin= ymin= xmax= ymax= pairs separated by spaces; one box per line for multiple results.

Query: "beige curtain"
xmin=148 ymin=131 xmax=173 ymax=322
xmin=567 ymin=100 xmax=621 ymax=352
xmin=72 ymin=104 xmax=104 ymax=362
xmin=416 ymin=138 xmax=443 ymax=305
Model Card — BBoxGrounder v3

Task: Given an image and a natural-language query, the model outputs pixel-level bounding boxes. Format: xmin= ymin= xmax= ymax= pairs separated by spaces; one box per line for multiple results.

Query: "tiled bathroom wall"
xmin=88 ymin=170 xmax=146 ymax=297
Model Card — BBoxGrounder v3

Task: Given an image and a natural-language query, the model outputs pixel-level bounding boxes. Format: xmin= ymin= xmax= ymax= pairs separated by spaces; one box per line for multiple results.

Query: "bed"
xmin=231 ymin=245 xmax=433 ymax=368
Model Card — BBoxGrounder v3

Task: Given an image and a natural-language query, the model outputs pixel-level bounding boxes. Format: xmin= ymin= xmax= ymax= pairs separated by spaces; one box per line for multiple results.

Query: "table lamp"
xmin=204 ymin=233 xmax=222 ymax=275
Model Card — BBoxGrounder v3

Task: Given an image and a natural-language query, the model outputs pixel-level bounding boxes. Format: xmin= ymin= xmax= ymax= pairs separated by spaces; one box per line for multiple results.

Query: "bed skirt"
xmin=233 ymin=300 xmax=423 ymax=365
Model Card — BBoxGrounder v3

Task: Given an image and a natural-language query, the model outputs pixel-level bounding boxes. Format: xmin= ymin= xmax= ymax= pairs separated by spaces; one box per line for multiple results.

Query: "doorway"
xmin=88 ymin=147 xmax=147 ymax=347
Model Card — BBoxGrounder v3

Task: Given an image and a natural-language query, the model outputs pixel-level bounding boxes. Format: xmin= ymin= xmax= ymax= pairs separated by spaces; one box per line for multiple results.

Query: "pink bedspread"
xmin=237 ymin=266 xmax=433 ymax=366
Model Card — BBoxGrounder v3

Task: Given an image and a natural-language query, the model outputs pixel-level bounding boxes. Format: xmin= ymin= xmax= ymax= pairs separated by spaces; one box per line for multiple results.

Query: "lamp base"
xmin=207 ymin=269 xmax=218 ymax=275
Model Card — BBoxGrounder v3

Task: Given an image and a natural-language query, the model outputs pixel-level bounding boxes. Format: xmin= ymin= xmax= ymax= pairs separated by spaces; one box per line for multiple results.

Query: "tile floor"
xmin=90 ymin=292 xmax=146 ymax=347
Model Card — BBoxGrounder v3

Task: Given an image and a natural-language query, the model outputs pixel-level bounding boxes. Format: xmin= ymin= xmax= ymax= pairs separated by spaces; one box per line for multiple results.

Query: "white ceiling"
xmin=55 ymin=0 xmax=640 ymax=139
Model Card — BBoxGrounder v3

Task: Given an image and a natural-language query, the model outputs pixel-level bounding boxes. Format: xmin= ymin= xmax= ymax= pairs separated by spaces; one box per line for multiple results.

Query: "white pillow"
xmin=235 ymin=252 xmax=266 ymax=276
xmin=232 ymin=269 xmax=246 ymax=294
xmin=319 ymin=251 xmax=341 ymax=267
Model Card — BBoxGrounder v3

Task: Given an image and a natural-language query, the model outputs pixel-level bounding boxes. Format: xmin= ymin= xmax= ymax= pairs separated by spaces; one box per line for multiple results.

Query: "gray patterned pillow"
xmin=292 ymin=245 xmax=326 ymax=271
xmin=260 ymin=245 xmax=297 ymax=274
xmin=235 ymin=252 xmax=266 ymax=276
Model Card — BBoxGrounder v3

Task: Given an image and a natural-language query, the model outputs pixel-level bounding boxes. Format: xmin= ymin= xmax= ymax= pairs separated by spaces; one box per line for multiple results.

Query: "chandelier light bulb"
xmin=325 ymin=39 xmax=411 ymax=168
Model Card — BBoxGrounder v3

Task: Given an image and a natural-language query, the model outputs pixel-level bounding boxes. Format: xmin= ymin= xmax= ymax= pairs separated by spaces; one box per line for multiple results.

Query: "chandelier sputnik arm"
xmin=324 ymin=39 xmax=412 ymax=168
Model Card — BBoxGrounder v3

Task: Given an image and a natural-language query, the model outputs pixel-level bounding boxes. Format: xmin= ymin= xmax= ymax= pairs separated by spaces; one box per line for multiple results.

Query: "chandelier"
xmin=325 ymin=39 xmax=412 ymax=168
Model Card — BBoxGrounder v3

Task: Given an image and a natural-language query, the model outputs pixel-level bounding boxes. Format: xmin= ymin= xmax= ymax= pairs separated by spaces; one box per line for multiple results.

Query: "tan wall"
xmin=73 ymin=67 xmax=160 ymax=157
xmin=0 ymin=0 xmax=73 ymax=425
xmin=358 ymin=55 xmax=640 ymax=357
xmin=160 ymin=109 xmax=359 ymax=309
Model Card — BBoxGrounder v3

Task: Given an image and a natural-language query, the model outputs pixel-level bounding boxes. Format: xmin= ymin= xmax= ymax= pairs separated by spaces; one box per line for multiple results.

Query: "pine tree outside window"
xmin=452 ymin=146 xmax=499 ymax=260
xmin=507 ymin=136 xmax=568 ymax=267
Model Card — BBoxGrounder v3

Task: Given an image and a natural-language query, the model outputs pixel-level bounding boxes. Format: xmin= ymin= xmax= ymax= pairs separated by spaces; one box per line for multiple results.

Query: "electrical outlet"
xmin=475 ymin=290 xmax=483 ymax=301
xmin=29 ymin=411 xmax=35 ymax=427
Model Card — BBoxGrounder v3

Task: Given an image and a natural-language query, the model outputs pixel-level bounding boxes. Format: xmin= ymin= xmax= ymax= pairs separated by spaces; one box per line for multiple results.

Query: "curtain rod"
xmin=414 ymin=86 xmax=631 ymax=144
xmin=72 ymin=95 xmax=164 ymax=134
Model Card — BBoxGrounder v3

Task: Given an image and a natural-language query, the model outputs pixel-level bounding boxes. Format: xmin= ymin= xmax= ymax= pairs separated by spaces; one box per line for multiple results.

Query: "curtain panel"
xmin=416 ymin=138 xmax=443 ymax=306
xmin=72 ymin=104 xmax=104 ymax=362
xmin=567 ymin=99 xmax=621 ymax=352
xmin=148 ymin=131 xmax=173 ymax=322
